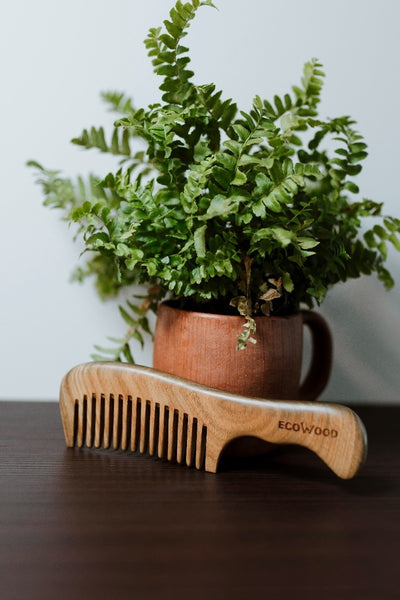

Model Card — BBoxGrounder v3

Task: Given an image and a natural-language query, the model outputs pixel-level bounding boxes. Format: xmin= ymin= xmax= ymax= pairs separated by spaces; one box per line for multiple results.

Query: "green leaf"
xmin=212 ymin=166 xmax=232 ymax=189
xmin=164 ymin=20 xmax=181 ymax=38
xmin=389 ymin=233 xmax=400 ymax=251
xmin=384 ymin=218 xmax=400 ymax=233
xmin=252 ymin=199 xmax=266 ymax=218
xmin=92 ymin=345 xmax=121 ymax=357
xmin=349 ymin=142 xmax=368 ymax=153
xmin=119 ymin=306 xmax=137 ymax=327
xmin=216 ymin=152 xmax=236 ymax=171
xmin=255 ymin=173 xmax=273 ymax=194
xmin=282 ymin=272 xmax=294 ymax=293
xmin=223 ymin=139 xmax=242 ymax=156
xmin=232 ymin=124 xmax=249 ymax=141
xmin=131 ymin=329 xmax=145 ymax=348
xmin=26 ymin=160 xmax=44 ymax=170
xmin=344 ymin=181 xmax=359 ymax=194
xmin=373 ymin=225 xmax=388 ymax=240
xmin=377 ymin=266 xmax=395 ymax=290
xmin=274 ymin=95 xmax=285 ymax=115
xmin=125 ymin=249 xmax=145 ymax=270
xmin=202 ymin=195 xmax=238 ymax=219
xmin=378 ymin=240 xmax=387 ymax=260
xmin=364 ymin=230 xmax=376 ymax=248
xmin=252 ymin=227 xmax=293 ymax=247
xmin=349 ymin=151 xmax=368 ymax=164
xmin=271 ymin=227 xmax=293 ymax=247
xmin=262 ymin=195 xmax=281 ymax=213
xmin=259 ymin=157 xmax=274 ymax=169
xmin=231 ymin=170 xmax=247 ymax=186
xmin=122 ymin=344 xmax=135 ymax=363
xmin=253 ymin=95 xmax=263 ymax=112
xmin=297 ymin=237 xmax=319 ymax=250
xmin=281 ymin=113 xmax=298 ymax=132
xmin=238 ymin=154 xmax=260 ymax=167
xmin=126 ymin=300 xmax=145 ymax=316
xmin=251 ymin=228 xmax=272 ymax=243
xmin=194 ymin=224 xmax=207 ymax=257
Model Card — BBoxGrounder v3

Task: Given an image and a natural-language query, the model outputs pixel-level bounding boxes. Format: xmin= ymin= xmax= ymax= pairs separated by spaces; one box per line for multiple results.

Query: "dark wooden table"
xmin=0 ymin=402 xmax=398 ymax=600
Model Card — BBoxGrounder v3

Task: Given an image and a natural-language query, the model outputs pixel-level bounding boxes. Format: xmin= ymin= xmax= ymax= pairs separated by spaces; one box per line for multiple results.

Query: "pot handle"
xmin=298 ymin=310 xmax=333 ymax=401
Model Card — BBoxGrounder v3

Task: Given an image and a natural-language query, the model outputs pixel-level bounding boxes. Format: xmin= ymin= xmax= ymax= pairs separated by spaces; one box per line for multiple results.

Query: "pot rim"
xmin=158 ymin=300 xmax=301 ymax=322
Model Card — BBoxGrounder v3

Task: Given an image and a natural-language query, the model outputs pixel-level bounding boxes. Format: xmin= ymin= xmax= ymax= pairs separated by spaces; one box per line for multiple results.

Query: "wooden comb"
xmin=59 ymin=362 xmax=367 ymax=479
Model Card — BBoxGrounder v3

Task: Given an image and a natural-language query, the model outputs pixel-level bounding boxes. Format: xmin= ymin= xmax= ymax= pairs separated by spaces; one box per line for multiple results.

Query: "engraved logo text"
xmin=278 ymin=420 xmax=338 ymax=438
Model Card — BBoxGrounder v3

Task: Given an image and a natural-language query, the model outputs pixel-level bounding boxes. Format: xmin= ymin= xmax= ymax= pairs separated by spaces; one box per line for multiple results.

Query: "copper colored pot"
xmin=153 ymin=303 xmax=332 ymax=402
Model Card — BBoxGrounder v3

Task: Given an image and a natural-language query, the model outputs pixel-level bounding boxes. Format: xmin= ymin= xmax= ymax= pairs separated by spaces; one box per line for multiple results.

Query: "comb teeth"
xmin=73 ymin=394 xmax=207 ymax=470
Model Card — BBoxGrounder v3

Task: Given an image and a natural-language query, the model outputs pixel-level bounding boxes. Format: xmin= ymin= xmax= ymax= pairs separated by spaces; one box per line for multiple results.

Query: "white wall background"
xmin=0 ymin=0 xmax=399 ymax=402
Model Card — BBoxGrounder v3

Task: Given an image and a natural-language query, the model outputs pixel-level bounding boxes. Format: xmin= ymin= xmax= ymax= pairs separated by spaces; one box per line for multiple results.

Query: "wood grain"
xmin=153 ymin=304 xmax=333 ymax=401
xmin=60 ymin=362 xmax=367 ymax=479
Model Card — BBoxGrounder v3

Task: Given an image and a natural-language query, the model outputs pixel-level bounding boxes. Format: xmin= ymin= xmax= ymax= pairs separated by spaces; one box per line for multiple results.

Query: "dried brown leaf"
xmin=260 ymin=288 xmax=281 ymax=302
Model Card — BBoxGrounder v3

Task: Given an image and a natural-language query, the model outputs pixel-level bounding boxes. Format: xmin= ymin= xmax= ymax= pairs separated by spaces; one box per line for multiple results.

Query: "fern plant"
xmin=29 ymin=0 xmax=400 ymax=358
